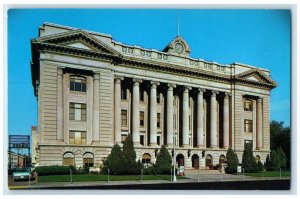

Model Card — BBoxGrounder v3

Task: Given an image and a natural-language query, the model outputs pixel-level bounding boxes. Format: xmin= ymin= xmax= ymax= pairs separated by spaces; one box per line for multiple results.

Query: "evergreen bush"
xmin=242 ymin=144 xmax=258 ymax=173
xmin=155 ymin=145 xmax=172 ymax=174
xmin=225 ymin=148 xmax=239 ymax=174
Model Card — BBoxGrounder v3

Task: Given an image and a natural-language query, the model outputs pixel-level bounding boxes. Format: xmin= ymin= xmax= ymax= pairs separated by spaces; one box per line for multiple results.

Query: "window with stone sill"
xmin=70 ymin=75 xmax=86 ymax=92
xmin=244 ymin=119 xmax=253 ymax=133
xmin=69 ymin=103 xmax=86 ymax=121
xmin=140 ymin=111 xmax=144 ymax=127
xmin=121 ymin=89 xmax=127 ymax=100
xmin=121 ymin=110 xmax=127 ymax=127
xmin=83 ymin=152 xmax=94 ymax=167
xmin=244 ymin=99 xmax=253 ymax=111
xmin=244 ymin=140 xmax=253 ymax=149
xmin=69 ymin=131 xmax=86 ymax=145
xmin=121 ymin=134 xmax=128 ymax=144
xmin=157 ymin=113 xmax=161 ymax=128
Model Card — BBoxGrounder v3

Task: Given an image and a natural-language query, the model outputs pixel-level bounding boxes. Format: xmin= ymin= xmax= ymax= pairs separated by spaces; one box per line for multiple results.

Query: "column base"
xmin=210 ymin=146 xmax=219 ymax=149
xmin=149 ymin=144 xmax=158 ymax=147
xmin=196 ymin=145 xmax=205 ymax=148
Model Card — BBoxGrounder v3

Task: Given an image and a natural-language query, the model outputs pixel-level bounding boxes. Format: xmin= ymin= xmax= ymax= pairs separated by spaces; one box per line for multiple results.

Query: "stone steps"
xmin=184 ymin=169 xmax=221 ymax=175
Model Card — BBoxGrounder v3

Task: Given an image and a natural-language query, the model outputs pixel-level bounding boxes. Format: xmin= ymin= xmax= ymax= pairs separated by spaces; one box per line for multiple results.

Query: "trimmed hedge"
xmin=33 ymin=166 xmax=73 ymax=176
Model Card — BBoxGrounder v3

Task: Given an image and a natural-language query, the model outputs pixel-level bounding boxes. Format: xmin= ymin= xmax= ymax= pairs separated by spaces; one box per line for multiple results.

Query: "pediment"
xmin=235 ymin=69 xmax=277 ymax=87
xmin=35 ymin=29 xmax=120 ymax=56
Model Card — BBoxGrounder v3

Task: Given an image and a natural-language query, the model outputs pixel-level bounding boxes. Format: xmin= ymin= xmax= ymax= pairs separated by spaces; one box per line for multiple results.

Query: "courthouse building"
xmin=30 ymin=23 xmax=277 ymax=169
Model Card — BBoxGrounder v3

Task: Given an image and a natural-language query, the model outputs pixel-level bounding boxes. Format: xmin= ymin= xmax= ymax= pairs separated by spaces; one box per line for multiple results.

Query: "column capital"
xmin=211 ymin=90 xmax=219 ymax=96
xmin=114 ymin=75 xmax=124 ymax=81
xmin=94 ymin=73 xmax=100 ymax=80
xmin=198 ymin=88 xmax=206 ymax=94
xmin=57 ymin=68 xmax=63 ymax=76
xmin=133 ymin=78 xmax=143 ymax=85
xmin=184 ymin=86 xmax=192 ymax=91
xmin=167 ymin=83 xmax=177 ymax=89
xmin=224 ymin=92 xmax=231 ymax=97
xmin=257 ymin=97 xmax=263 ymax=102
xmin=151 ymin=81 xmax=160 ymax=88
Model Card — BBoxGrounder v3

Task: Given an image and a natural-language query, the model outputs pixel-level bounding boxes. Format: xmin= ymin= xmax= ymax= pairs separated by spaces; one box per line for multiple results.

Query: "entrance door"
xmin=206 ymin=155 xmax=213 ymax=169
xmin=192 ymin=154 xmax=199 ymax=169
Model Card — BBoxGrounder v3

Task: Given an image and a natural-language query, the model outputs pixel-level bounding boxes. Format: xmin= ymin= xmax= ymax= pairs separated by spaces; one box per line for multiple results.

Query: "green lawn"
xmin=37 ymin=174 xmax=186 ymax=183
xmin=244 ymin=171 xmax=290 ymax=178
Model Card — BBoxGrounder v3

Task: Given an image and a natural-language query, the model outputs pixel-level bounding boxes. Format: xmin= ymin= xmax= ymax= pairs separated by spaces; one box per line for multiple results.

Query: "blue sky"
xmin=8 ymin=9 xmax=291 ymax=136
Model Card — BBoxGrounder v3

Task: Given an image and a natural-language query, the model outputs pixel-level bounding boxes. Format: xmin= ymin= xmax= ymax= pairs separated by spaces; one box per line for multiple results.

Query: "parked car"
xmin=12 ymin=168 xmax=33 ymax=181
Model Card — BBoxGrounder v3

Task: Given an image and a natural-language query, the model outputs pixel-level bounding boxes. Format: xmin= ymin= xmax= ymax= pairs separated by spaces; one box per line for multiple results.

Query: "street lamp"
xmin=173 ymin=132 xmax=177 ymax=182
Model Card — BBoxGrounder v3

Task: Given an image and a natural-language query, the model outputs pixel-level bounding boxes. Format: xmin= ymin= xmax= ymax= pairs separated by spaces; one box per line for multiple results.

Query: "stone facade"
xmin=30 ymin=23 xmax=277 ymax=170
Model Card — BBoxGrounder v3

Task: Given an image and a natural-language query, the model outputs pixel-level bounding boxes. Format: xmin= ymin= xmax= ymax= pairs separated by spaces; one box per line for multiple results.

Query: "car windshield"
xmin=14 ymin=168 xmax=31 ymax=172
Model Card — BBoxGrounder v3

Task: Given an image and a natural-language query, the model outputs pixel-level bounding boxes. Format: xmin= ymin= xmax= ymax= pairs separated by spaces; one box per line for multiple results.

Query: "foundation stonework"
xmin=30 ymin=23 xmax=277 ymax=169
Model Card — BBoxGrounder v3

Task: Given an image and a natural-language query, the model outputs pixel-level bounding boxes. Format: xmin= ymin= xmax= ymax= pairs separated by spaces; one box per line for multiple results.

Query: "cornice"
xmin=31 ymin=40 xmax=276 ymax=90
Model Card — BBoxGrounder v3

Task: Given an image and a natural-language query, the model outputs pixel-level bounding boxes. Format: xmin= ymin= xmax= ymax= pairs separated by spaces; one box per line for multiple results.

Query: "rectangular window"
xmin=244 ymin=140 xmax=253 ymax=149
xmin=121 ymin=89 xmax=127 ymax=100
xmin=157 ymin=94 xmax=160 ymax=104
xmin=244 ymin=99 xmax=253 ymax=111
xmin=140 ymin=111 xmax=144 ymax=127
xmin=140 ymin=91 xmax=144 ymax=101
xmin=121 ymin=134 xmax=127 ymax=144
xmin=157 ymin=113 xmax=161 ymax=128
xmin=121 ymin=110 xmax=127 ymax=127
xmin=140 ymin=135 xmax=144 ymax=146
xmin=69 ymin=103 xmax=86 ymax=121
xmin=69 ymin=131 xmax=86 ymax=145
xmin=244 ymin=119 xmax=253 ymax=133
xmin=70 ymin=76 xmax=86 ymax=92
xmin=157 ymin=136 xmax=161 ymax=146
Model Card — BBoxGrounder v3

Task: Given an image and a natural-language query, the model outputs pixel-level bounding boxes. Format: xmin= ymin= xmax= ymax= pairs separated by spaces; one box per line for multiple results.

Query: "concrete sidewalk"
xmin=9 ymin=174 xmax=290 ymax=189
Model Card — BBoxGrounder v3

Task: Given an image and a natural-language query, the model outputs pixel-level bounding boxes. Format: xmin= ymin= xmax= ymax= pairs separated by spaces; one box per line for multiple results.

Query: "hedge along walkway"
xmin=37 ymin=174 xmax=186 ymax=183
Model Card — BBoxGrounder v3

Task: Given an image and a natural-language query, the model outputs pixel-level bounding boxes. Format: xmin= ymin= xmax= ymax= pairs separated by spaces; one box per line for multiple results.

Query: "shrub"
xmin=33 ymin=165 xmax=72 ymax=176
xmin=122 ymin=134 xmax=140 ymax=174
xmin=155 ymin=145 xmax=172 ymax=174
xmin=256 ymin=160 xmax=264 ymax=172
xmin=242 ymin=144 xmax=258 ymax=173
xmin=265 ymin=154 xmax=272 ymax=171
xmin=225 ymin=148 xmax=239 ymax=174
xmin=143 ymin=165 xmax=156 ymax=175
xmin=104 ymin=144 xmax=125 ymax=175
xmin=276 ymin=147 xmax=287 ymax=169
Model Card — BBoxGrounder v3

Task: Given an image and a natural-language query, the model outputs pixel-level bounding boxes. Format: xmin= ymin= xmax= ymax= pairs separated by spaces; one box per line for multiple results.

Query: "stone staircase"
xmin=184 ymin=169 xmax=221 ymax=175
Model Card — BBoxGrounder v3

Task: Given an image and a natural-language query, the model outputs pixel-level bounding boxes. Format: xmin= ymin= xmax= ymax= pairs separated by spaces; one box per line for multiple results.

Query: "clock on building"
xmin=175 ymin=43 xmax=184 ymax=54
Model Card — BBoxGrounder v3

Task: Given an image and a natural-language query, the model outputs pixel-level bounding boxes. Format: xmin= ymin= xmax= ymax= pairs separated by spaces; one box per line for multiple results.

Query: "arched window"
xmin=83 ymin=152 xmax=94 ymax=167
xmin=70 ymin=75 xmax=87 ymax=92
xmin=63 ymin=152 xmax=75 ymax=166
xmin=255 ymin=155 xmax=261 ymax=163
xmin=219 ymin=155 xmax=226 ymax=164
xmin=206 ymin=154 xmax=213 ymax=169
xmin=142 ymin=153 xmax=151 ymax=164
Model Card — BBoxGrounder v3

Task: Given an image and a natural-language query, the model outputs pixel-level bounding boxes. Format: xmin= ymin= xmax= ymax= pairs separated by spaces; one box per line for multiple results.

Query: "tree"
xmin=242 ymin=143 xmax=257 ymax=173
xmin=270 ymin=149 xmax=279 ymax=170
xmin=122 ymin=134 xmax=139 ymax=174
xmin=277 ymin=147 xmax=287 ymax=169
xmin=225 ymin=148 xmax=239 ymax=174
xmin=270 ymin=120 xmax=290 ymax=169
xmin=104 ymin=144 xmax=125 ymax=175
xmin=155 ymin=145 xmax=172 ymax=174
xmin=265 ymin=154 xmax=272 ymax=171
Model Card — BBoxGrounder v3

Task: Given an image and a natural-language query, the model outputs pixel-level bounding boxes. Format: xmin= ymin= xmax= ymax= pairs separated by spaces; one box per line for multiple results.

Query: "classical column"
xmin=56 ymin=68 xmax=63 ymax=141
xmin=132 ymin=78 xmax=142 ymax=145
xmin=182 ymin=86 xmax=191 ymax=147
xmin=256 ymin=98 xmax=263 ymax=150
xmin=167 ymin=83 xmax=176 ymax=146
xmin=210 ymin=90 xmax=219 ymax=148
xmin=223 ymin=92 xmax=230 ymax=149
xmin=114 ymin=76 xmax=124 ymax=144
xmin=93 ymin=73 xmax=100 ymax=143
xmin=150 ymin=81 xmax=160 ymax=146
xmin=197 ymin=88 xmax=206 ymax=147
